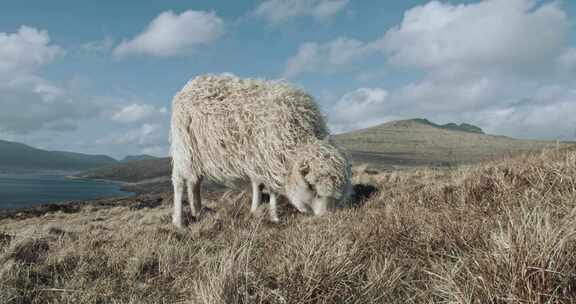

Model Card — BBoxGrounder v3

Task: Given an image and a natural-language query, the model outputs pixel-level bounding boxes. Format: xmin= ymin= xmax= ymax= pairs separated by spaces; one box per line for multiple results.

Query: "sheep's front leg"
xmin=172 ymin=175 xmax=185 ymax=228
xmin=312 ymin=196 xmax=330 ymax=216
xmin=269 ymin=191 xmax=280 ymax=223
xmin=188 ymin=176 xmax=203 ymax=218
xmin=251 ymin=180 xmax=261 ymax=213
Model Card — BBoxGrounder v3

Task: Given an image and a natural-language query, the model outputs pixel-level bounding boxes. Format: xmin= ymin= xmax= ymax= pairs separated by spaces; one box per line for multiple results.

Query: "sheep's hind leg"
xmin=172 ymin=174 xmax=185 ymax=229
xmin=269 ymin=191 xmax=280 ymax=223
xmin=188 ymin=176 xmax=203 ymax=218
xmin=250 ymin=180 xmax=262 ymax=214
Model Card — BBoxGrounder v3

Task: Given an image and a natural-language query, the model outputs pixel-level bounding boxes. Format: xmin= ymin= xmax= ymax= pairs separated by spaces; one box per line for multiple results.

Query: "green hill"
xmin=120 ymin=155 xmax=158 ymax=163
xmin=74 ymin=158 xmax=171 ymax=182
xmin=0 ymin=140 xmax=118 ymax=172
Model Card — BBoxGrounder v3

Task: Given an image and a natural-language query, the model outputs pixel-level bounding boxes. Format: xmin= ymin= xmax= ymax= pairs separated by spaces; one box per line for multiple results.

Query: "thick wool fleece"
xmin=170 ymin=73 xmax=348 ymax=196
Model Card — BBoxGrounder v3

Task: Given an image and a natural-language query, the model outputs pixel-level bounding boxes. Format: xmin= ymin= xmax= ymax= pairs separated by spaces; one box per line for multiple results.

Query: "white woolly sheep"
xmin=169 ymin=74 xmax=351 ymax=228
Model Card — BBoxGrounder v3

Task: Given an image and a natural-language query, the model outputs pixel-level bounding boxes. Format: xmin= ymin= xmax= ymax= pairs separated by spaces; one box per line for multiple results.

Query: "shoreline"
xmin=0 ymin=192 xmax=165 ymax=221
xmin=0 ymin=175 xmax=138 ymax=216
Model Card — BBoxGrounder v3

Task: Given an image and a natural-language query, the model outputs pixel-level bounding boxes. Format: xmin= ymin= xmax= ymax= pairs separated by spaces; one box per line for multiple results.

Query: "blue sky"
xmin=1 ymin=0 xmax=576 ymax=158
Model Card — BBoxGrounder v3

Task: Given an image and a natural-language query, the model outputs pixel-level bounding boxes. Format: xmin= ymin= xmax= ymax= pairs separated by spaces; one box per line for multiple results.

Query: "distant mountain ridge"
xmin=121 ymin=155 xmax=157 ymax=163
xmin=0 ymin=140 xmax=118 ymax=172
xmin=411 ymin=118 xmax=485 ymax=134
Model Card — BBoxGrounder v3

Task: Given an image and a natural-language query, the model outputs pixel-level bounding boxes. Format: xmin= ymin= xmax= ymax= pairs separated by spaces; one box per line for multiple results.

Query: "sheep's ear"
xmin=290 ymin=163 xmax=310 ymax=187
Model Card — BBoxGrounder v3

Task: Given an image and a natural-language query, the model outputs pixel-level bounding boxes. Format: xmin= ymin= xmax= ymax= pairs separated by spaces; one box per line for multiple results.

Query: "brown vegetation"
xmin=1 ymin=147 xmax=576 ymax=303
xmin=336 ymin=119 xmax=558 ymax=168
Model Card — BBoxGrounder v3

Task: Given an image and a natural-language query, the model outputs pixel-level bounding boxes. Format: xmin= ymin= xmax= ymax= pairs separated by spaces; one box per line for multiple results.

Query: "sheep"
xmin=169 ymin=74 xmax=351 ymax=228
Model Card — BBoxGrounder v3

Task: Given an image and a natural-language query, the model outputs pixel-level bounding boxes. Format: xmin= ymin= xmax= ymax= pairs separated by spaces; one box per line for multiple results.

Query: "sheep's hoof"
xmin=172 ymin=217 xmax=184 ymax=229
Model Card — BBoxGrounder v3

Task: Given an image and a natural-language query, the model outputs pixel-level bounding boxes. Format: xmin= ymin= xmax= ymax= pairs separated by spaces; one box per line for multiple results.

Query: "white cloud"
xmin=95 ymin=123 xmax=168 ymax=153
xmin=0 ymin=26 xmax=104 ymax=134
xmin=285 ymin=0 xmax=569 ymax=77
xmin=99 ymin=102 xmax=170 ymax=156
xmin=394 ymin=74 xmax=502 ymax=113
xmin=328 ymin=80 xmax=576 ymax=141
xmin=284 ymin=37 xmax=370 ymax=77
xmin=463 ymin=87 xmax=576 ymax=140
xmin=254 ymin=0 xmax=349 ymax=25
xmin=114 ymin=10 xmax=225 ymax=58
xmin=557 ymin=48 xmax=576 ymax=73
xmin=0 ymin=26 xmax=63 ymax=76
xmin=330 ymin=88 xmax=390 ymax=132
xmin=379 ymin=0 xmax=568 ymax=70
xmin=295 ymin=0 xmax=576 ymax=141
xmin=111 ymin=103 xmax=167 ymax=124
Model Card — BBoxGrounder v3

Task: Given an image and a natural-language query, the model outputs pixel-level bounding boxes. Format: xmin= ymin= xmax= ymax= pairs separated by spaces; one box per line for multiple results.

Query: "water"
xmin=0 ymin=174 xmax=133 ymax=209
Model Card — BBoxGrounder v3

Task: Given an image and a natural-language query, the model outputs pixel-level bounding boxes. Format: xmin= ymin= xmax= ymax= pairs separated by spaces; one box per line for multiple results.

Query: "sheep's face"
xmin=285 ymin=163 xmax=352 ymax=216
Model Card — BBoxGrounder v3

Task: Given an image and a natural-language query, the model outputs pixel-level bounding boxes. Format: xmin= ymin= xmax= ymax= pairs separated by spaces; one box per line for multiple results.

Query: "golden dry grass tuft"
xmin=1 ymin=147 xmax=576 ymax=303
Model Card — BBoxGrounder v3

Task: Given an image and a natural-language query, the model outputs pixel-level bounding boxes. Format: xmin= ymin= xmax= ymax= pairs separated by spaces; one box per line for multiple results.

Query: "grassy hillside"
xmin=120 ymin=155 xmax=158 ymax=163
xmin=1 ymin=147 xmax=576 ymax=303
xmin=0 ymin=140 xmax=117 ymax=172
xmin=335 ymin=119 xmax=556 ymax=168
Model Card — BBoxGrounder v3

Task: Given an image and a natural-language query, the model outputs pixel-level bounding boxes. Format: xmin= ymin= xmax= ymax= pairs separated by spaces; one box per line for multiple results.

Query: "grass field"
xmin=1 ymin=146 xmax=576 ymax=303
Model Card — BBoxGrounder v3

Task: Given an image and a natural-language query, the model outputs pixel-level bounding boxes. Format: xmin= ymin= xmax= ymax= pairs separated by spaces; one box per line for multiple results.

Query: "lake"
xmin=0 ymin=174 xmax=133 ymax=210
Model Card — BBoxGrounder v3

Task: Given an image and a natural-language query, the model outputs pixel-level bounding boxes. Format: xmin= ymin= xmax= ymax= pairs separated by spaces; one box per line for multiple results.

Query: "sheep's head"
xmin=285 ymin=140 xmax=352 ymax=215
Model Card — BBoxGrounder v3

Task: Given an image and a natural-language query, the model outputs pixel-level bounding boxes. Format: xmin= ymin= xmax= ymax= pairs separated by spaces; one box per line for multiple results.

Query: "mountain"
xmin=120 ymin=154 xmax=158 ymax=163
xmin=75 ymin=158 xmax=171 ymax=182
xmin=334 ymin=118 xmax=556 ymax=168
xmin=0 ymin=140 xmax=118 ymax=172
xmin=411 ymin=118 xmax=485 ymax=134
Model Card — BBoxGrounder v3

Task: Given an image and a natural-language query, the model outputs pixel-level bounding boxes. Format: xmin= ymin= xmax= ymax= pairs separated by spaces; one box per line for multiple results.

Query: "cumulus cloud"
xmin=95 ymin=123 xmax=169 ymax=156
xmin=329 ymin=79 xmax=576 ymax=141
xmin=0 ymin=26 xmax=63 ymax=76
xmin=96 ymin=123 xmax=164 ymax=146
xmin=329 ymin=88 xmax=391 ymax=132
xmin=0 ymin=26 xmax=104 ymax=134
xmin=284 ymin=37 xmax=371 ymax=77
xmin=0 ymin=77 xmax=101 ymax=134
xmin=379 ymin=0 xmax=568 ymax=71
xmin=254 ymin=0 xmax=349 ymax=25
xmin=286 ymin=0 xmax=568 ymax=77
xmin=99 ymin=102 xmax=171 ymax=156
xmin=114 ymin=10 xmax=225 ymax=58
xmin=557 ymin=48 xmax=576 ymax=74
xmin=457 ymin=86 xmax=576 ymax=140
xmin=313 ymin=0 xmax=576 ymax=141
xmin=111 ymin=103 xmax=167 ymax=124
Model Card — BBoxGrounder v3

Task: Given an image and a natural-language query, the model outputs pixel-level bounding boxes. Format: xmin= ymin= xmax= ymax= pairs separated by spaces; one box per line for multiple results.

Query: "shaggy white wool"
xmin=288 ymin=138 xmax=352 ymax=200
xmin=170 ymin=73 xmax=351 ymax=209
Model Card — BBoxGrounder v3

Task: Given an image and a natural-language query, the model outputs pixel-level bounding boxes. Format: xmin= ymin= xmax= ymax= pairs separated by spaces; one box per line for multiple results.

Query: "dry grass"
xmin=1 ymin=147 xmax=576 ymax=303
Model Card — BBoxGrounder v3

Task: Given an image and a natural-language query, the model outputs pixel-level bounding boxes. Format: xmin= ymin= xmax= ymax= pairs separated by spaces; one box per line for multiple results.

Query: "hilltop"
xmin=409 ymin=118 xmax=485 ymax=134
